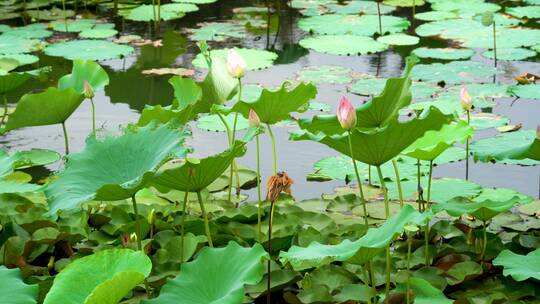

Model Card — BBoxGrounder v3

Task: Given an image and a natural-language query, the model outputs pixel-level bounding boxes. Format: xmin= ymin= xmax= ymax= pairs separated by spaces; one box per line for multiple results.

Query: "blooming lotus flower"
xmin=248 ymin=109 xmax=260 ymax=128
xmin=337 ymin=96 xmax=357 ymax=130
xmin=226 ymin=49 xmax=247 ymax=78
xmin=460 ymin=87 xmax=473 ymax=111
xmin=83 ymin=80 xmax=94 ymax=99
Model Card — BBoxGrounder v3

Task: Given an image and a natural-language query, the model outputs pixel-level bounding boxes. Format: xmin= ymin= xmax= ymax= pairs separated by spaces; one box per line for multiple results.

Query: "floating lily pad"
xmin=0 ymin=54 xmax=39 ymax=66
xmin=431 ymin=0 xmax=500 ymax=14
xmin=172 ymin=0 xmax=217 ymax=3
xmin=1 ymin=23 xmax=52 ymax=39
xmin=447 ymin=83 xmax=510 ymax=99
xmin=79 ymin=29 xmax=118 ymax=39
xmin=196 ymin=113 xmax=249 ymax=132
xmin=192 ymin=48 xmax=277 ymax=70
xmin=126 ymin=4 xmax=194 ymax=21
xmin=309 ymin=102 xmax=331 ymax=112
xmin=299 ymin=35 xmax=388 ymax=55
xmin=506 ymin=5 xmax=540 ymax=19
xmin=411 ymin=61 xmax=497 ymax=84
xmin=44 ymin=40 xmax=134 ymax=61
xmin=470 ymin=130 xmax=539 ymax=163
xmin=350 ymin=77 xmax=386 ymax=96
xmin=469 ymin=113 xmax=510 ymax=130
xmin=326 ymin=1 xmax=395 ymax=14
xmin=508 ymin=84 xmax=540 ymax=100
xmin=50 ymin=19 xmax=96 ymax=32
xmin=298 ymin=14 xmax=409 ymax=36
xmin=384 ymin=0 xmax=425 ymax=6
xmin=26 ymin=7 xmax=74 ymax=20
xmin=377 ymin=33 xmax=419 ymax=45
xmin=482 ymin=47 xmax=536 ymax=61
xmin=15 ymin=149 xmax=61 ymax=169
xmin=415 ymin=11 xmax=458 ymax=21
xmin=188 ymin=22 xmax=245 ymax=41
xmin=0 ymin=35 xmax=41 ymax=54
xmin=297 ymin=65 xmax=353 ymax=84
xmin=412 ymin=47 xmax=474 ymax=60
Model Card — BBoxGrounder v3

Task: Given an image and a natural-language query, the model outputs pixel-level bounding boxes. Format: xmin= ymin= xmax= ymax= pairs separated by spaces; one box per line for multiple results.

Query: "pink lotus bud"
xmin=248 ymin=109 xmax=260 ymax=128
xmin=337 ymin=96 xmax=357 ymax=130
xmin=83 ymin=80 xmax=94 ymax=99
xmin=460 ymin=87 xmax=473 ymax=111
xmin=226 ymin=49 xmax=247 ymax=78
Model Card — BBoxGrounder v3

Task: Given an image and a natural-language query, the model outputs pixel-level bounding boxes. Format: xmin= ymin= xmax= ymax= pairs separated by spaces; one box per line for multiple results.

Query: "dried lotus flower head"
xmin=266 ymin=172 xmax=294 ymax=203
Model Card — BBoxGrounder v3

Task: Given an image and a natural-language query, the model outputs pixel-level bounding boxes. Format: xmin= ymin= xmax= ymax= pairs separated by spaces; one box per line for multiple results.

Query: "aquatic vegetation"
xmin=0 ymin=0 xmax=539 ymax=303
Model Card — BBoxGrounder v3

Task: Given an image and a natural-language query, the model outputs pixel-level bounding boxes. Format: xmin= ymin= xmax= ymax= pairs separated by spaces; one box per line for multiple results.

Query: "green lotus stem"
xmin=492 ymin=22 xmax=497 ymax=68
xmin=412 ymin=0 xmax=415 ymax=27
xmin=376 ymin=0 xmax=383 ymax=35
xmin=392 ymin=159 xmax=404 ymax=208
xmin=347 ymin=131 xmax=368 ymax=227
xmin=216 ymin=112 xmax=235 ymax=202
xmin=267 ymin=202 xmax=275 ymax=304
xmin=0 ymin=95 xmax=7 ymax=126
xmin=406 ymin=234 xmax=412 ymax=304
xmin=376 ymin=165 xmax=391 ymax=300
xmin=228 ymin=79 xmax=242 ymax=201
xmin=61 ymin=122 xmax=70 ymax=155
xmin=362 ymin=265 xmax=372 ymax=304
xmin=466 ymin=110 xmax=470 ymax=181
xmin=196 ymin=191 xmax=213 ymax=247
xmin=131 ymin=195 xmax=143 ymax=251
xmin=369 ymin=261 xmax=377 ymax=301
xmin=479 ymin=221 xmax=487 ymax=263
xmin=180 ymin=190 xmax=189 ymax=265
xmin=417 ymin=158 xmax=423 ymax=211
xmin=157 ymin=0 xmax=161 ymax=24
xmin=424 ymin=160 xmax=434 ymax=266
xmin=427 ymin=160 xmax=433 ymax=209
xmin=151 ymin=0 xmax=157 ymax=24
xmin=256 ymin=134 xmax=262 ymax=242
xmin=89 ymin=97 xmax=96 ymax=135
xmin=267 ymin=123 xmax=277 ymax=175
xmin=62 ymin=0 xmax=68 ymax=32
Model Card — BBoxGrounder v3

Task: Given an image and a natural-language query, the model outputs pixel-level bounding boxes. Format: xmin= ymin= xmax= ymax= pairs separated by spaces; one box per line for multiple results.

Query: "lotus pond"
xmin=1 ymin=0 xmax=540 ymax=303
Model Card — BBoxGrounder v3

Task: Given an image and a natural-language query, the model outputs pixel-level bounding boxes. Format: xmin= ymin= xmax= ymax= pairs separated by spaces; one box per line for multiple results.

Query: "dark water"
xmin=1 ymin=0 xmax=539 ymax=200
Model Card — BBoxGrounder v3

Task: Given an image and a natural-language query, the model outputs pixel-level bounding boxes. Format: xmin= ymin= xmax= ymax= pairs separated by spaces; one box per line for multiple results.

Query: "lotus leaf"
xmin=299 ymin=35 xmax=388 ymax=55
xmin=297 ymin=65 xmax=353 ymax=85
xmin=377 ymin=33 xmax=419 ymax=46
xmin=14 ymin=149 xmax=61 ymax=169
xmin=393 ymin=277 xmax=452 ymax=304
xmin=0 ymin=35 xmax=41 ymax=54
xmin=470 ymin=130 xmax=540 ymax=162
xmin=1 ymin=23 xmax=52 ymax=39
xmin=0 ymin=266 xmax=38 ymax=304
xmin=482 ymin=48 xmax=536 ymax=61
xmin=412 ymin=47 xmax=474 ymax=60
xmin=26 ymin=7 xmax=74 ymax=20
xmin=411 ymin=61 xmax=497 ymax=84
xmin=58 ymin=60 xmax=110 ymax=94
xmin=508 ymin=84 xmax=540 ymax=100
xmin=431 ymin=0 xmax=500 ymax=14
xmin=44 ymin=40 xmax=134 ymax=61
xmin=188 ymin=22 xmax=245 ymax=41
xmin=0 ymin=54 xmax=39 ymax=66
xmin=79 ymin=29 xmax=118 ymax=39
xmin=298 ymin=14 xmax=409 ymax=36
xmin=493 ymin=248 xmax=540 ymax=281
xmin=197 ymin=113 xmax=249 ymax=132
xmin=506 ymin=6 xmax=540 ymax=19
xmin=326 ymin=1 xmax=395 ymax=14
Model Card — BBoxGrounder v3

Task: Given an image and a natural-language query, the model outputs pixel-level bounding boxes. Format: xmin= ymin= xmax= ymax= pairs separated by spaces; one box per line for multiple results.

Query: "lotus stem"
xmin=151 ymin=0 xmax=157 ymax=25
xmin=62 ymin=0 xmax=68 ymax=32
xmin=369 ymin=261 xmax=377 ymax=301
xmin=416 ymin=158 xmax=423 ymax=211
xmin=180 ymin=190 xmax=189 ymax=265
xmin=376 ymin=0 xmax=383 ymax=35
xmin=479 ymin=221 xmax=487 ymax=264
xmin=267 ymin=123 xmax=277 ymax=175
xmin=392 ymin=159 xmax=404 ymax=208
xmin=216 ymin=113 xmax=234 ymax=202
xmin=0 ymin=95 xmax=7 ymax=126
xmin=406 ymin=234 xmax=412 ymax=304
xmin=157 ymin=0 xmax=161 ymax=26
xmin=427 ymin=160 xmax=433 ymax=209
xmin=267 ymin=202 xmax=275 ymax=304
xmin=61 ymin=122 xmax=70 ymax=155
xmin=492 ymin=22 xmax=497 ymax=68
xmin=347 ymin=131 xmax=368 ymax=227
xmin=228 ymin=80 xmax=243 ymax=203
xmin=196 ymin=191 xmax=213 ymax=247
xmin=131 ymin=195 xmax=143 ymax=251
xmin=424 ymin=160 xmax=433 ymax=266
xmin=362 ymin=265 xmax=372 ymax=304
xmin=256 ymin=134 xmax=262 ymax=242
xmin=89 ymin=97 xmax=96 ymax=136
xmin=376 ymin=165 xmax=391 ymax=300
xmin=466 ymin=110 xmax=470 ymax=181
xmin=412 ymin=0 xmax=415 ymax=30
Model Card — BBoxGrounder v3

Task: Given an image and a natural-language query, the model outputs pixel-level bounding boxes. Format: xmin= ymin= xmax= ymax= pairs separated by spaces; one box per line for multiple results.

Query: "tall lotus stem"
xmin=465 ymin=111 xmax=471 ymax=180
xmin=362 ymin=265 xmax=372 ymax=304
xmin=461 ymin=87 xmax=473 ymax=181
xmin=266 ymin=202 xmax=275 ymax=304
xmin=267 ymin=124 xmax=277 ymax=175
xmin=180 ymin=190 xmax=189 ymax=265
xmin=228 ymin=79 xmax=242 ymax=202
xmin=347 ymin=131 xmax=368 ymax=227
xmin=61 ymin=122 xmax=69 ymax=155
xmin=0 ymin=95 xmax=7 ymax=126
xmin=479 ymin=221 xmax=488 ymax=264
xmin=256 ymin=134 xmax=262 ymax=242
xmin=492 ymin=22 xmax=497 ymax=68
xmin=196 ymin=191 xmax=213 ymax=247
xmin=406 ymin=234 xmax=412 ymax=304
xmin=83 ymin=81 xmax=96 ymax=135
xmin=376 ymin=0 xmax=383 ymax=35
xmin=424 ymin=160 xmax=434 ymax=266
xmin=392 ymin=159 xmax=404 ymax=207
xmin=62 ymin=0 xmax=68 ymax=32
xmin=412 ymin=0 xmax=415 ymax=29
xmin=131 ymin=195 xmax=143 ymax=251
xmin=376 ymin=165 xmax=391 ymax=300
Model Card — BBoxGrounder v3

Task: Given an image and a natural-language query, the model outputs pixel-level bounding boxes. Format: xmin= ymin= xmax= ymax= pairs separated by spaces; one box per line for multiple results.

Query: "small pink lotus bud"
xmin=248 ymin=109 xmax=260 ymax=128
xmin=460 ymin=87 xmax=473 ymax=111
xmin=83 ymin=80 xmax=94 ymax=99
xmin=226 ymin=49 xmax=247 ymax=78
xmin=337 ymin=96 xmax=357 ymax=130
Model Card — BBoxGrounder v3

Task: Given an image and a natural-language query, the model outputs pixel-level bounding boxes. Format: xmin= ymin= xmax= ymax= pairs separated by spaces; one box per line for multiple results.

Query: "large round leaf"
xmin=44 ymin=249 xmax=152 ymax=304
xmin=493 ymin=249 xmax=540 ymax=281
xmin=45 ymin=122 xmax=190 ymax=215
xmin=58 ymin=59 xmax=110 ymax=93
xmin=298 ymin=14 xmax=409 ymax=36
xmin=470 ymin=130 xmax=540 ymax=162
xmin=0 ymin=266 xmax=38 ymax=304
xmin=299 ymin=35 xmax=388 ymax=55
xmin=44 ymin=40 xmax=134 ymax=61
xmin=6 ymin=87 xmax=84 ymax=131
xmin=143 ymin=242 xmax=266 ymax=304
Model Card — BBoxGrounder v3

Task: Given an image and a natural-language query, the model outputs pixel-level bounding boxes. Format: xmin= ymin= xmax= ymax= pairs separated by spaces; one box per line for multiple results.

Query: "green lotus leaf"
xmin=377 ymin=33 xmax=419 ymax=46
xmin=508 ymin=84 xmax=540 ymax=100
xmin=448 ymin=83 xmax=510 ymax=99
xmin=493 ymin=248 xmax=540 ymax=281
xmin=299 ymin=34 xmax=389 ymax=55
xmin=43 ymin=249 xmax=152 ymax=304
xmin=411 ymin=61 xmax=497 ymax=84
xmin=0 ymin=35 xmax=41 ymax=54
xmin=431 ymin=0 xmax=500 ymax=14
xmin=172 ymin=0 xmax=218 ymax=3
xmin=393 ymin=277 xmax=452 ymax=304
xmin=0 ymin=181 xmax=42 ymax=194
xmin=0 ymin=266 xmax=38 ymax=304
xmin=294 ymin=106 xmax=451 ymax=166
xmin=213 ymin=82 xmax=316 ymax=125
xmin=0 ymin=54 xmax=39 ymax=66
xmin=403 ymin=120 xmax=474 ymax=161
xmin=506 ymin=5 xmax=540 ymax=19
xmin=126 ymin=3 xmax=196 ymax=21
xmin=79 ymin=29 xmax=118 ymax=39
xmin=152 ymin=139 xmax=247 ymax=192
xmin=58 ymin=59 xmax=110 ymax=94
xmin=296 ymin=65 xmax=353 ymax=84
xmin=45 ymin=122 xmax=190 ymax=215
xmin=143 ymin=242 xmax=266 ymax=304
xmin=14 ymin=149 xmax=61 ymax=169
xmin=192 ymin=48 xmax=277 ymax=70
xmin=415 ymin=11 xmax=458 ymax=21
xmin=50 ymin=19 xmax=96 ymax=32
xmin=5 ymin=87 xmax=84 ymax=131
xmin=470 ymin=130 xmax=540 ymax=162
xmin=0 ymin=149 xmax=19 ymax=178
xmin=26 ymin=7 xmax=74 ymax=20
xmin=44 ymin=40 xmax=134 ymax=61
xmin=1 ymin=23 xmax=52 ymax=39
xmin=169 ymin=76 xmax=201 ymax=110
xmin=188 ymin=22 xmax=245 ymax=41
xmin=384 ymin=0 xmax=425 ymax=7
xmin=468 ymin=113 xmax=509 ymax=130
xmin=279 ymin=205 xmax=430 ymax=270
xmin=196 ymin=113 xmax=249 ymax=132
xmin=326 ymin=1 xmax=395 ymax=14
xmin=137 ymin=104 xmax=192 ymax=127
xmin=482 ymin=47 xmax=536 ymax=61
xmin=298 ymin=14 xmax=409 ymax=36
xmin=412 ymin=47 xmax=474 ymax=60
xmin=0 ymin=70 xmax=36 ymax=94
xmin=299 ymin=55 xmax=418 ymax=135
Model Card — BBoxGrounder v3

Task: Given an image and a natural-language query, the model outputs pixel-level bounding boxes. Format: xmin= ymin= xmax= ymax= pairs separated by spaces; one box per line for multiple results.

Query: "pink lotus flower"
xmin=227 ymin=49 xmax=247 ymax=78
xmin=338 ymin=96 xmax=357 ymax=130
xmin=460 ymin=87 xmax=473 ymax=111
xmin=83 ymin=80 xmax=94 ymax=99
xmin=248 ymin=109 xmax=260 ymax=128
